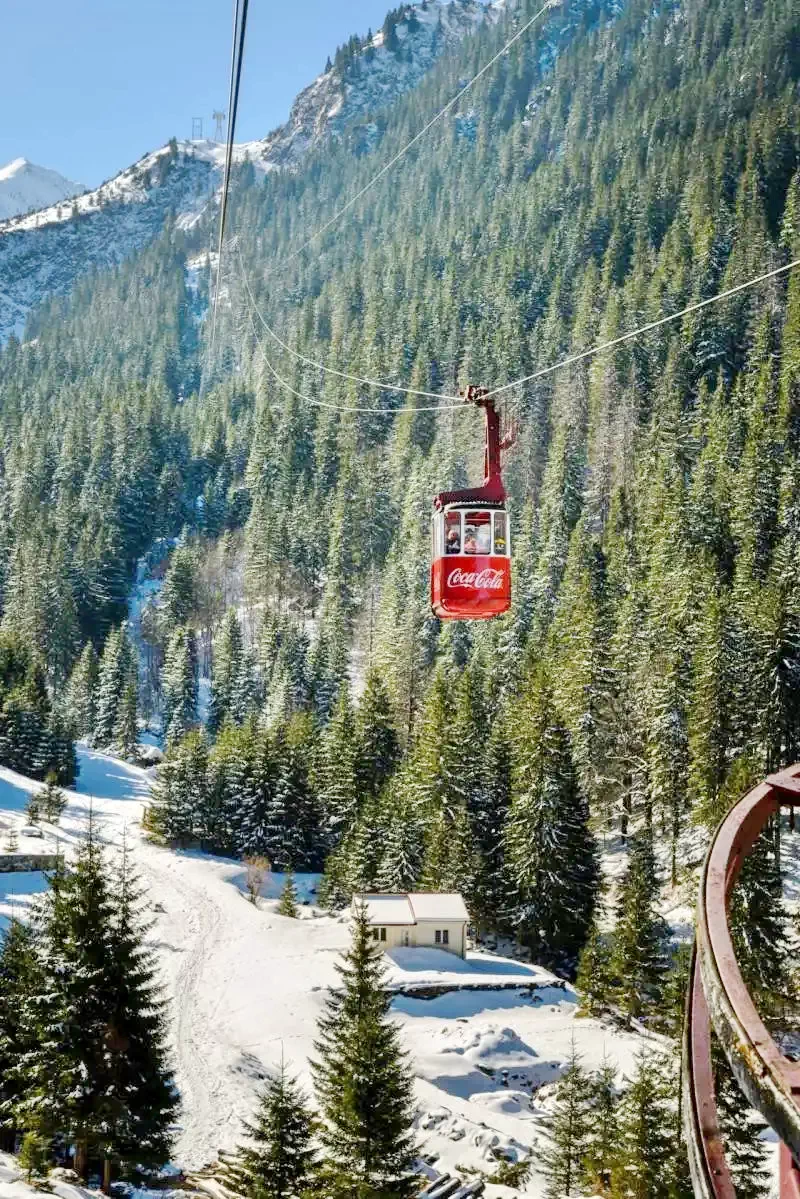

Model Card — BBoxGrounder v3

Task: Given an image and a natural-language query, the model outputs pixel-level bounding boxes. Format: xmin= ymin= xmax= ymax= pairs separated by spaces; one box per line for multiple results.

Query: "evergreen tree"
xmin=713 ymin=1043 xmax=770 ymax=1199
xmin=63 ymin=642 xmax=99 ymax=740
xmin=582 ymin=1057 xmax=619 ymax=1196
xmin=575 ymin=909 xmax=612 ymax=1016
xmin=277 ymin=870 xmax=300 ymax=918
xmin=311 ymin=905 xmax=417 ymax=1198
xmin=98 ymin=840 xmax=178 ymax=1183
xmin=0 ymin=918 xmax=38 ymax=1151
xmin=540 ymin=1040 xmax=591 ymax=1198
xmin=221 ymin=1063 xmax=317 ymax=1199
xmin=162 ymin=625 xmax=198 ymax=746
xmin=505 ymin=666 xmax=599 ymax=969
xmin=610 ymin=1050 xmax=680 ymax=1199
xmin=610 ymin=834 xmax=670 ymax=1022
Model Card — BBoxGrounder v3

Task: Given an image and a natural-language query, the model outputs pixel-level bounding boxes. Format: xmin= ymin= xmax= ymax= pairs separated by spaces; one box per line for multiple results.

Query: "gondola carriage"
xmin=430 ymin=386 xmax=513 ymax=620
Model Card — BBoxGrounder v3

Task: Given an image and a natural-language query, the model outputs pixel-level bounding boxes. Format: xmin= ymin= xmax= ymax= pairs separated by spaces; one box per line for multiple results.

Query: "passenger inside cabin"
xmin=476 ymin=524 xmax=491 ymax=554
xmin=446 ymin=527 xmax=461 ymax=553
xmin=463 ymin=526 xmax=478 ymax=553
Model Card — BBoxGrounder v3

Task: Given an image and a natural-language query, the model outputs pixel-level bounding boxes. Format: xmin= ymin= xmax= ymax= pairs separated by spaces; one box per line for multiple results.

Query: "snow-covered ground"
xmin=0 ymin=748 xmax=647 ymax=1196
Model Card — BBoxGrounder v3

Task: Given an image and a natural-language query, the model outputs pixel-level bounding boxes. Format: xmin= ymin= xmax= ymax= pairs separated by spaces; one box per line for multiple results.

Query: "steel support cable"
xmin=239 ymin=248 xmax=800 ymax=415
xmin=483 ymin=257 xmax=800 ymax=400
xmin=209 ymin=0 xmax=250 ymax=360
xmin=271 ymin=0 xmax=559 ymax=275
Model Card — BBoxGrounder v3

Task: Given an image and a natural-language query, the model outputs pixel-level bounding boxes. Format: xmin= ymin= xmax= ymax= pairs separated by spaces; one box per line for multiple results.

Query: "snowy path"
xmin=1 ymin=748 xmax=646 ymax=1193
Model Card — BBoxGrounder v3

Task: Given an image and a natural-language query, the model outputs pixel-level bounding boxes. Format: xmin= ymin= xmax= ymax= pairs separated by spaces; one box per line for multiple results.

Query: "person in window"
xmin=476 ymin=524 xmax=491 ymax=554
xmin=446 ymin=526 xmax=461 ymax=553
xmin=463 ymin=526 xmax=478 ymax=553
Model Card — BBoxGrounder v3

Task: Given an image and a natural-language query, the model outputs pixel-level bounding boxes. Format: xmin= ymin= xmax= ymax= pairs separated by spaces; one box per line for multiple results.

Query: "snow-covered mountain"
xmin=0 ymin=0 xmax=510 ymax=342
xmin=0 ymin=157 xmax=85 ymax=221
xmin=258 ymin=0 xmax=504 ymax=165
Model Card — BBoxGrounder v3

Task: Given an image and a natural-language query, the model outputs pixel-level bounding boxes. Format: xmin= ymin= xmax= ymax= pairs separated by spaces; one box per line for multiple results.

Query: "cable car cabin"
xmin=430 ymin=386 xmax=514 ymax=621
xmin=431 ymin=504 xmax=511 ymax=620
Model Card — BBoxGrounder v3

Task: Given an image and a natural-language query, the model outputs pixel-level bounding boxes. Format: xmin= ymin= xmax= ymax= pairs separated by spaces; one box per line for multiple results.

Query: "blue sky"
xmin=1 ymin=0 xmax=393 ymax=187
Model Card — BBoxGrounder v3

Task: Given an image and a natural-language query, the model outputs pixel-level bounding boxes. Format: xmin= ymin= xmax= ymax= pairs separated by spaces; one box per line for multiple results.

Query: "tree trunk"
xmin=74 ymin=1141 xmax=88 ymax=1182
xmin=102 ymin=1157 xmax=112 ymax=1194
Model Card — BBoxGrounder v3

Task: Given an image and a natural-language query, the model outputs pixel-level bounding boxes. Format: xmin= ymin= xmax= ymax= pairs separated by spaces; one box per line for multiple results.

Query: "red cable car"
xmin=431 ymin=386 xmax=513 ymax=620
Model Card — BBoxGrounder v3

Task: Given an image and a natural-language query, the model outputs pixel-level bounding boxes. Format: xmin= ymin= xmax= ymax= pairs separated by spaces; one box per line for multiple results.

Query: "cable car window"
xmin=464 ymin=512 xmax=491 ymax=555
xmin=493 ymin=511 xmax=508 ymax=556
xmin=445 ymin=511 xmax=461 ymax=554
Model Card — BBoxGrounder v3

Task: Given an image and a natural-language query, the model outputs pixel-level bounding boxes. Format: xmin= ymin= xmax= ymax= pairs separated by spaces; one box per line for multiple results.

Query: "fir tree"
xmin=505 ymin=666 xmax=599 ymax=969
xmin=540 ymin=1040 xmax=591 ymax=1198
xmin=161 ymin=625 xmax=198 ymax=746
xmin=610 ymin=833 xmax=670 ymax=1022
xmin=311 ymin=905 xmax=417 ymax=1198
xmin=713 ymin=1043 xmax=770 ymax=1199
xmin=582 ymin=1057 xmax=619 ymax=1196
xmin=610 ymin=1050 xmax=681 ymax=1199
xmin=277 ymin=870 xmax=299 ymax=918
xmin=98 ymin=839 xmax=178 ymax=1184
xmin=221 ymin=1062 xmax=317 ymax=1199
xmin=575 ymin=910 xmax=612 ymax=1016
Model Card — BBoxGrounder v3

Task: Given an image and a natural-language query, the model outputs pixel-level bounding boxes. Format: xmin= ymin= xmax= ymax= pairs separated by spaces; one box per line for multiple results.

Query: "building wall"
xmin=368 ymin=921 xmax=466 ymax=957
xmin=415 ymin=920 xmax=465 ymax=957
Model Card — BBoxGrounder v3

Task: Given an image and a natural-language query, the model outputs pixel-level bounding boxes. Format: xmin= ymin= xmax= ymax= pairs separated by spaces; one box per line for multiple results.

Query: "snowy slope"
xmin=0 ymin=748 xmax=649 ymax=1196
xmin=0 ymin=1 xmax=510 ymax=342
xmin=259 ymin=0 xmax=504 ymax=166
xmin=0 ymin=158 xmax=84 ymax=221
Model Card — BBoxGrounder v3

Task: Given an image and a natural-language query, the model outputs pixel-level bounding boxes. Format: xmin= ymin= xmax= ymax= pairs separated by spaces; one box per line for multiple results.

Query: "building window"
xmin=435 ymin=929 xmax=449 ymax=946
xmin=372 ymin=929 xmax=380 ymax=942
xmin=380 ymin=927 xmax=387 ymax=942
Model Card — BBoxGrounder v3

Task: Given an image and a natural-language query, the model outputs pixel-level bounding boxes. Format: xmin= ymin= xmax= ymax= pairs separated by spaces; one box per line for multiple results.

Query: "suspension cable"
xmin=273 ymin=0 xmax=559 ymax=272
xmin=209 ymin=0 xmax=250 ymax=360
xmin=245 ymin=308 xmax=464 ymax=414
xmin=483 ymin=257 xmax=800 ymax=400
xmin=238 ymin=246 xmax=461 ymax=402
xmin=240 ymin=247 xmax=800 ymax=414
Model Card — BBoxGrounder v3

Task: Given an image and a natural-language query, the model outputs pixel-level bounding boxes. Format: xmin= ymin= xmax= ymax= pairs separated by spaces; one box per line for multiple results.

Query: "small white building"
xmin=352 ymin=891 xmax=469 ymax=959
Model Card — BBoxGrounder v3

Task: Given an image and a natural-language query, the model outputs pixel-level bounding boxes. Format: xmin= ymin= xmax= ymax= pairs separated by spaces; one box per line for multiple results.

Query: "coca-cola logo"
xmin=447 ymin=567 xmax=506 ymax=590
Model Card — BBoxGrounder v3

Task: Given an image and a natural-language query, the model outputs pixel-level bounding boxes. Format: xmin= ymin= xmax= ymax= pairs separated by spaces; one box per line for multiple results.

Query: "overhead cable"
xmin=209 ymin=0 xmax=250 ymax=359
xmin=242 ymin=252 xmax=800 ymax=414
xmin=274 ymin=0 xmax=559 ymax=271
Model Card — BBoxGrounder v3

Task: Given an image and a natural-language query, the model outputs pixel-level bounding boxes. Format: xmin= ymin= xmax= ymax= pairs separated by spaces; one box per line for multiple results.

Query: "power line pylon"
xmin=212 ymin=110 xmax=227 ymax=141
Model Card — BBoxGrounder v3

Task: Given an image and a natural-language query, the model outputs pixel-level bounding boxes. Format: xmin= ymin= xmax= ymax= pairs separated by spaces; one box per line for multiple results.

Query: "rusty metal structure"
xmin=683 ymin=765 xmax=800 ymax=1197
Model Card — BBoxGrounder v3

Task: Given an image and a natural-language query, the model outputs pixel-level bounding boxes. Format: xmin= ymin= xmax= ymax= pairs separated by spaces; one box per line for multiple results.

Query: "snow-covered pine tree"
xmin=161 ymin=625 xmax=198 ymax=746
xmin=314 ymin=687 xmax=359 ymax=854
xmin=37 ymin=771 xmax=67 ymax=823
xmin=713 ymin=1043 xmax=770 ymax=1199
xmin=97 ymin=839 xmax=177 ymax=1186
xmin=0 ymin=917 xmax=38 ymax=1151
xmin=221 ymin=1062 xmax=317 ymax=1199
xmin=15 ymin=816 xmax=117 ymax=1179
xmin=63 ymin=642 xmax=99 ymax=739
xmin=94 ymin=625 xmax=137 ymax=750
xmin=147 ymin=731 xmax=209 ymax=844
xmin=277 ymin=870 xmax=299 ymax=918
xmin=610 ymin=832 xmax=671 ymax=1022
xmin=610 ymin=1050 xmax=683 ymax=1199
xmin=208 ymin=609 xmax=252 ymax=734
xmin=582 ymin=1056 xmax=619 ymax=1195
xmin=311 ymin=905 xmax=417 ymax=1198
xmin=575 ymin=907 xmax=612 ymax=1015
xmin=354 ymin=667 xmax=400 ymax=800
xmin=540 ymin=1040 xmax=592 ymax=1198
xmin=504 ymin=665 xmax=599 ymax=969
xmin=113 ymin=679 xmax=138 ymax=760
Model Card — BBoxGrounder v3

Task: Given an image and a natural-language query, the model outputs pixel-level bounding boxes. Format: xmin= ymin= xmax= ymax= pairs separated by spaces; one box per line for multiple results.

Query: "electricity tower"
xmin=192 ymin=116 xmax=203 ymax=140
xmin=213 ymin=110 xmax=227 ymax=141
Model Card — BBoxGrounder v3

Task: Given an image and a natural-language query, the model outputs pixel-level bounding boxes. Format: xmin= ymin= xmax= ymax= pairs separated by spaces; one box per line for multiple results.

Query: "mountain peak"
xmin=0 ymin=157 xmax=84 ymax=221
